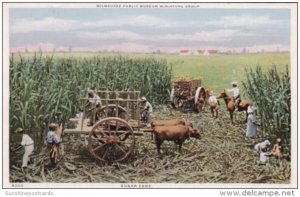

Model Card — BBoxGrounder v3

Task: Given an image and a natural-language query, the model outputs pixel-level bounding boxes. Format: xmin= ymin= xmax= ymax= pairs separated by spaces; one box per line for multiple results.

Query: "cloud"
xmin=10 ymin=42 xmax=69 ymax=52
xmin=11 ymin=14 xmax=285 ymax=34
xmin=162 ymin=29 xmax=252 ymax=42
xmin=77 ymin=29 xmax=251 ymax=43
xmin=10 ymin=15 xmax=178 ymax=33
xmin=77 ymin=30 xmax=144 ymax=41
xmin=206 ymin=15 xmax=283 ymax=28
xmin=10 ymin=17 xmax=78 ymax=33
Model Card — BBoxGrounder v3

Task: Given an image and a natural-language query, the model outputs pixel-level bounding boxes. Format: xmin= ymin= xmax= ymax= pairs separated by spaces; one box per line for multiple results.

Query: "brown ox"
xmin=217 ymin=90 xmax=251 ymax=124
xmin=151 ymin=119 xmax=193 ymax=127
xmin=153 ymin=125 xmax=202 ymax=154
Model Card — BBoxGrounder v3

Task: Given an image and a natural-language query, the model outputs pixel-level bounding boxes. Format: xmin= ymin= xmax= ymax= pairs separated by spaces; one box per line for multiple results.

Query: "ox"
xmin=151 ymin=118 xmax=193 ymax=127
xmin=153 ymin=125 xmax=202 ymax=154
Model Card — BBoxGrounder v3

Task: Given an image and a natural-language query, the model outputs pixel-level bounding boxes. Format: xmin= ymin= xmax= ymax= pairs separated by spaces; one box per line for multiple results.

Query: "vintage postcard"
xmin=2 ymin=2 xmax=298 ymax=191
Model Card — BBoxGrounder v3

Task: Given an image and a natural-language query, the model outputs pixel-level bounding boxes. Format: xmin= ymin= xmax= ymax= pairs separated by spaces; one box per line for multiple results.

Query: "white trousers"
xmin=22 ymin=145 xmax=34 ymax=167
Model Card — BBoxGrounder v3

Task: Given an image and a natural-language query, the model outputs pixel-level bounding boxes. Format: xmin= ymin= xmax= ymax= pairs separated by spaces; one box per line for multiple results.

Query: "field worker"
xmin=258 ymin=147 xmax=271 ymax=165
xmin=47 ymin=123 xmax=61 ymax=145
xmin=271 ymin=137 xmax=283 ymax=159
xmin=15 ymin=128 xmax=34 ymax=168
xmin=86 ymin=90 xmax=102 ymax=126
xmin=76 ymin=108 xmax=84 ymax=118
xmin=208 ymin=91 xmax=219 ymax=106
xmin=141 ymin=96 xmax=153 ymax=124
xmin=246 ymin=106 xmax=260 ymax=138
xmin=208 ymin=91 xmax=219 ymax=117
xmin=227 ymin=81 xmax=241 ymax=109
xmin=254 ymin=140 xmax=271 ymax=154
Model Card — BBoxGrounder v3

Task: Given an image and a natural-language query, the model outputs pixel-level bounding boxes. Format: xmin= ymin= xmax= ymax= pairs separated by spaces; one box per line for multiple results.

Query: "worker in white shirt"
xmin=15 ymin=128 xmax=34 ymax=168
xmin=141 ymin=96 xmax=153 ymax=124
xmin=86 ymin=90 xmax=102 ymax=126
xmin=227 ymin=81 xmax=241 ymax=109
xmin=258 ymin=147 xmax=272 ymax=165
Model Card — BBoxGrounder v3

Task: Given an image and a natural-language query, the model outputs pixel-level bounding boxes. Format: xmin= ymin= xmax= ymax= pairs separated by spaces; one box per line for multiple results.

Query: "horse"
xmin=206 ymin=88 xmax=219 ymax=118
xmin=208 ymin=98 xmax=219 ymax=119
xmin=217 ymin=90 xmax=251 ymax=124
xmin=217 ymin=90 xmax=235 ymax=124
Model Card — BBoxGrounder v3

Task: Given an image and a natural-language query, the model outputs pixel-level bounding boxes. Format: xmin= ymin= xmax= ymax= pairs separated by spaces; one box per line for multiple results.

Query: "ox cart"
xmin=170 ymin=77 xmax=206 ymax=112
xmin=64 ymin=90 xmax=152 ymax=162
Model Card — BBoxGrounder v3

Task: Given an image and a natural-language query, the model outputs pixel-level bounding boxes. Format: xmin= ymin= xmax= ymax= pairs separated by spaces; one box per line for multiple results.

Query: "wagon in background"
xmin=170 ymin=77 xmax=207 ymax=112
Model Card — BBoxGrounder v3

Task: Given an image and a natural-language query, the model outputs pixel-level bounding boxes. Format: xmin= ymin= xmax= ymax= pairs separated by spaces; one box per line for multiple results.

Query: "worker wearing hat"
xmin=46 ymin=123 xmax=61 ymax=145
xmin=86 ymin=89 xmax=102 ymax=126
xmin=271 ymin=137 xmax=283 ymax=159
xmin=141 ymin=96 xmax=153 ymax=124
xmin=15 ymin=127 xmax=34 ymax=168
xmin=246 ymin=106 xmax=259 ymax=137
xmin=227 ymin=81 xmax=241 ymax=109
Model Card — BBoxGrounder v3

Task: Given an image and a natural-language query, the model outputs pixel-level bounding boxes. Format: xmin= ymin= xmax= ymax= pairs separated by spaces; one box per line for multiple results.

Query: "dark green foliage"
xmin=243 ymin=65 xmax=290 ymax=155
xmin=9 ymin=53 xmax=172 ymax=147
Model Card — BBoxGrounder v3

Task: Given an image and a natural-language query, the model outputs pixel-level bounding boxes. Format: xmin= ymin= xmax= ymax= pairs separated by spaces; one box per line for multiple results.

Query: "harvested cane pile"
xmin=172 ymin=77 xmax=200 ymax=98
xmin=10 ymin=105 xmax=290 ymax=183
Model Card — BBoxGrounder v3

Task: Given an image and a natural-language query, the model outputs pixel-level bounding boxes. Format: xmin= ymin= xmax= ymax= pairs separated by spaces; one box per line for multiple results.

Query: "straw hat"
xmin=49 ymin=123 xmax=58 ymax=130
xmin=87 ymin=89 xmax=94 ymax=96
xmin=231 ymin=81 xmax=238 ymax=86
xmin=15 ymin=127 xmax=24 ymax=133
xmin=141 ymin=96 xmax=147 ymax=101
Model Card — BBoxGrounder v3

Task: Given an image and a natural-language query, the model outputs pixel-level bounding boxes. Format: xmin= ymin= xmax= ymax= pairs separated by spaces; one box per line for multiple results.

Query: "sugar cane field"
xmin=9 ymin=52 xmax=291 ymax=183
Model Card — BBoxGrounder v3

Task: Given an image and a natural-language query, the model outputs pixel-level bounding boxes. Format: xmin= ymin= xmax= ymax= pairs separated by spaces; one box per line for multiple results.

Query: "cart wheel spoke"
xmin=115 ymin=120 xmax=120 ymax=135
xmin=102 ymin=149 xmax=109 ymax=159
xmin=118 ymin=130 xmax=131 ymax=138
xmin=115 ymin=144 xmax=127 ymax=154
xmin=94 ymin=125 xmax=109 ymax=137
xmin=92 ymin=133 xmax=106 ymax=144
xmin=106 ymin=120 xmax=111 ymax=135
xmin=93 ymin=143 xmax=106 ymax=151
xmin=118 ymin=141 xmax=132 ymax=145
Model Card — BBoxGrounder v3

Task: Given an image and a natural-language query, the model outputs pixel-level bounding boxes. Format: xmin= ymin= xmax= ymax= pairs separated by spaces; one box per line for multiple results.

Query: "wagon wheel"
xmin=170 ymin=88 xmax=176 ymax=108
xmin=173 ymin=96 xmax=184 ymax=108
xmin=194 ymin=87 xmax=206 ymax=113
xmin=88 ymin=117 xmax=135 ymax=162
xmin=97 ymin=104 xmax=130 ymax=121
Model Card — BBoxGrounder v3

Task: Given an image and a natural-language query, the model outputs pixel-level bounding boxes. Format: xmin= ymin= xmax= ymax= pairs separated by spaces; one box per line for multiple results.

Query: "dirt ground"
xmin=10 ymin=105 xmax=291 ymax=183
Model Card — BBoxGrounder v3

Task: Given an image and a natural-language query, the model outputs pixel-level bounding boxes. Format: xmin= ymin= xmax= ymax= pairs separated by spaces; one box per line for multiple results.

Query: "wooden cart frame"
xmin=64 ymin=90 xmax=152 ymax=162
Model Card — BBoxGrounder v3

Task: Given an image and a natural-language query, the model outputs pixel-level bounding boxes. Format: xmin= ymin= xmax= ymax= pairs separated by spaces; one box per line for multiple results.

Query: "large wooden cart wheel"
xmin=194 ymin=87 xmax=206 ymax=113
xmin=88 ymin=117 xmax=135 ymax=162
xmin=171 ymin=88 xmax=184 ymax=109
xmin=97 ymin=104 xmax=130 ymax=121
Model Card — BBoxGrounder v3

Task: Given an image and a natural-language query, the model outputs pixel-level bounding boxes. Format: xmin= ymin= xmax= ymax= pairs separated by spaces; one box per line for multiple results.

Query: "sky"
xmin=9 ymin=8 xmax=291 ymax=53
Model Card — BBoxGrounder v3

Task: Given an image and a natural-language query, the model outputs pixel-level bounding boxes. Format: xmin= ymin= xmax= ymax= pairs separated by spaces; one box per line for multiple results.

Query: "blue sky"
xmin=9 ymin=8 xmax=291 ymax=53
